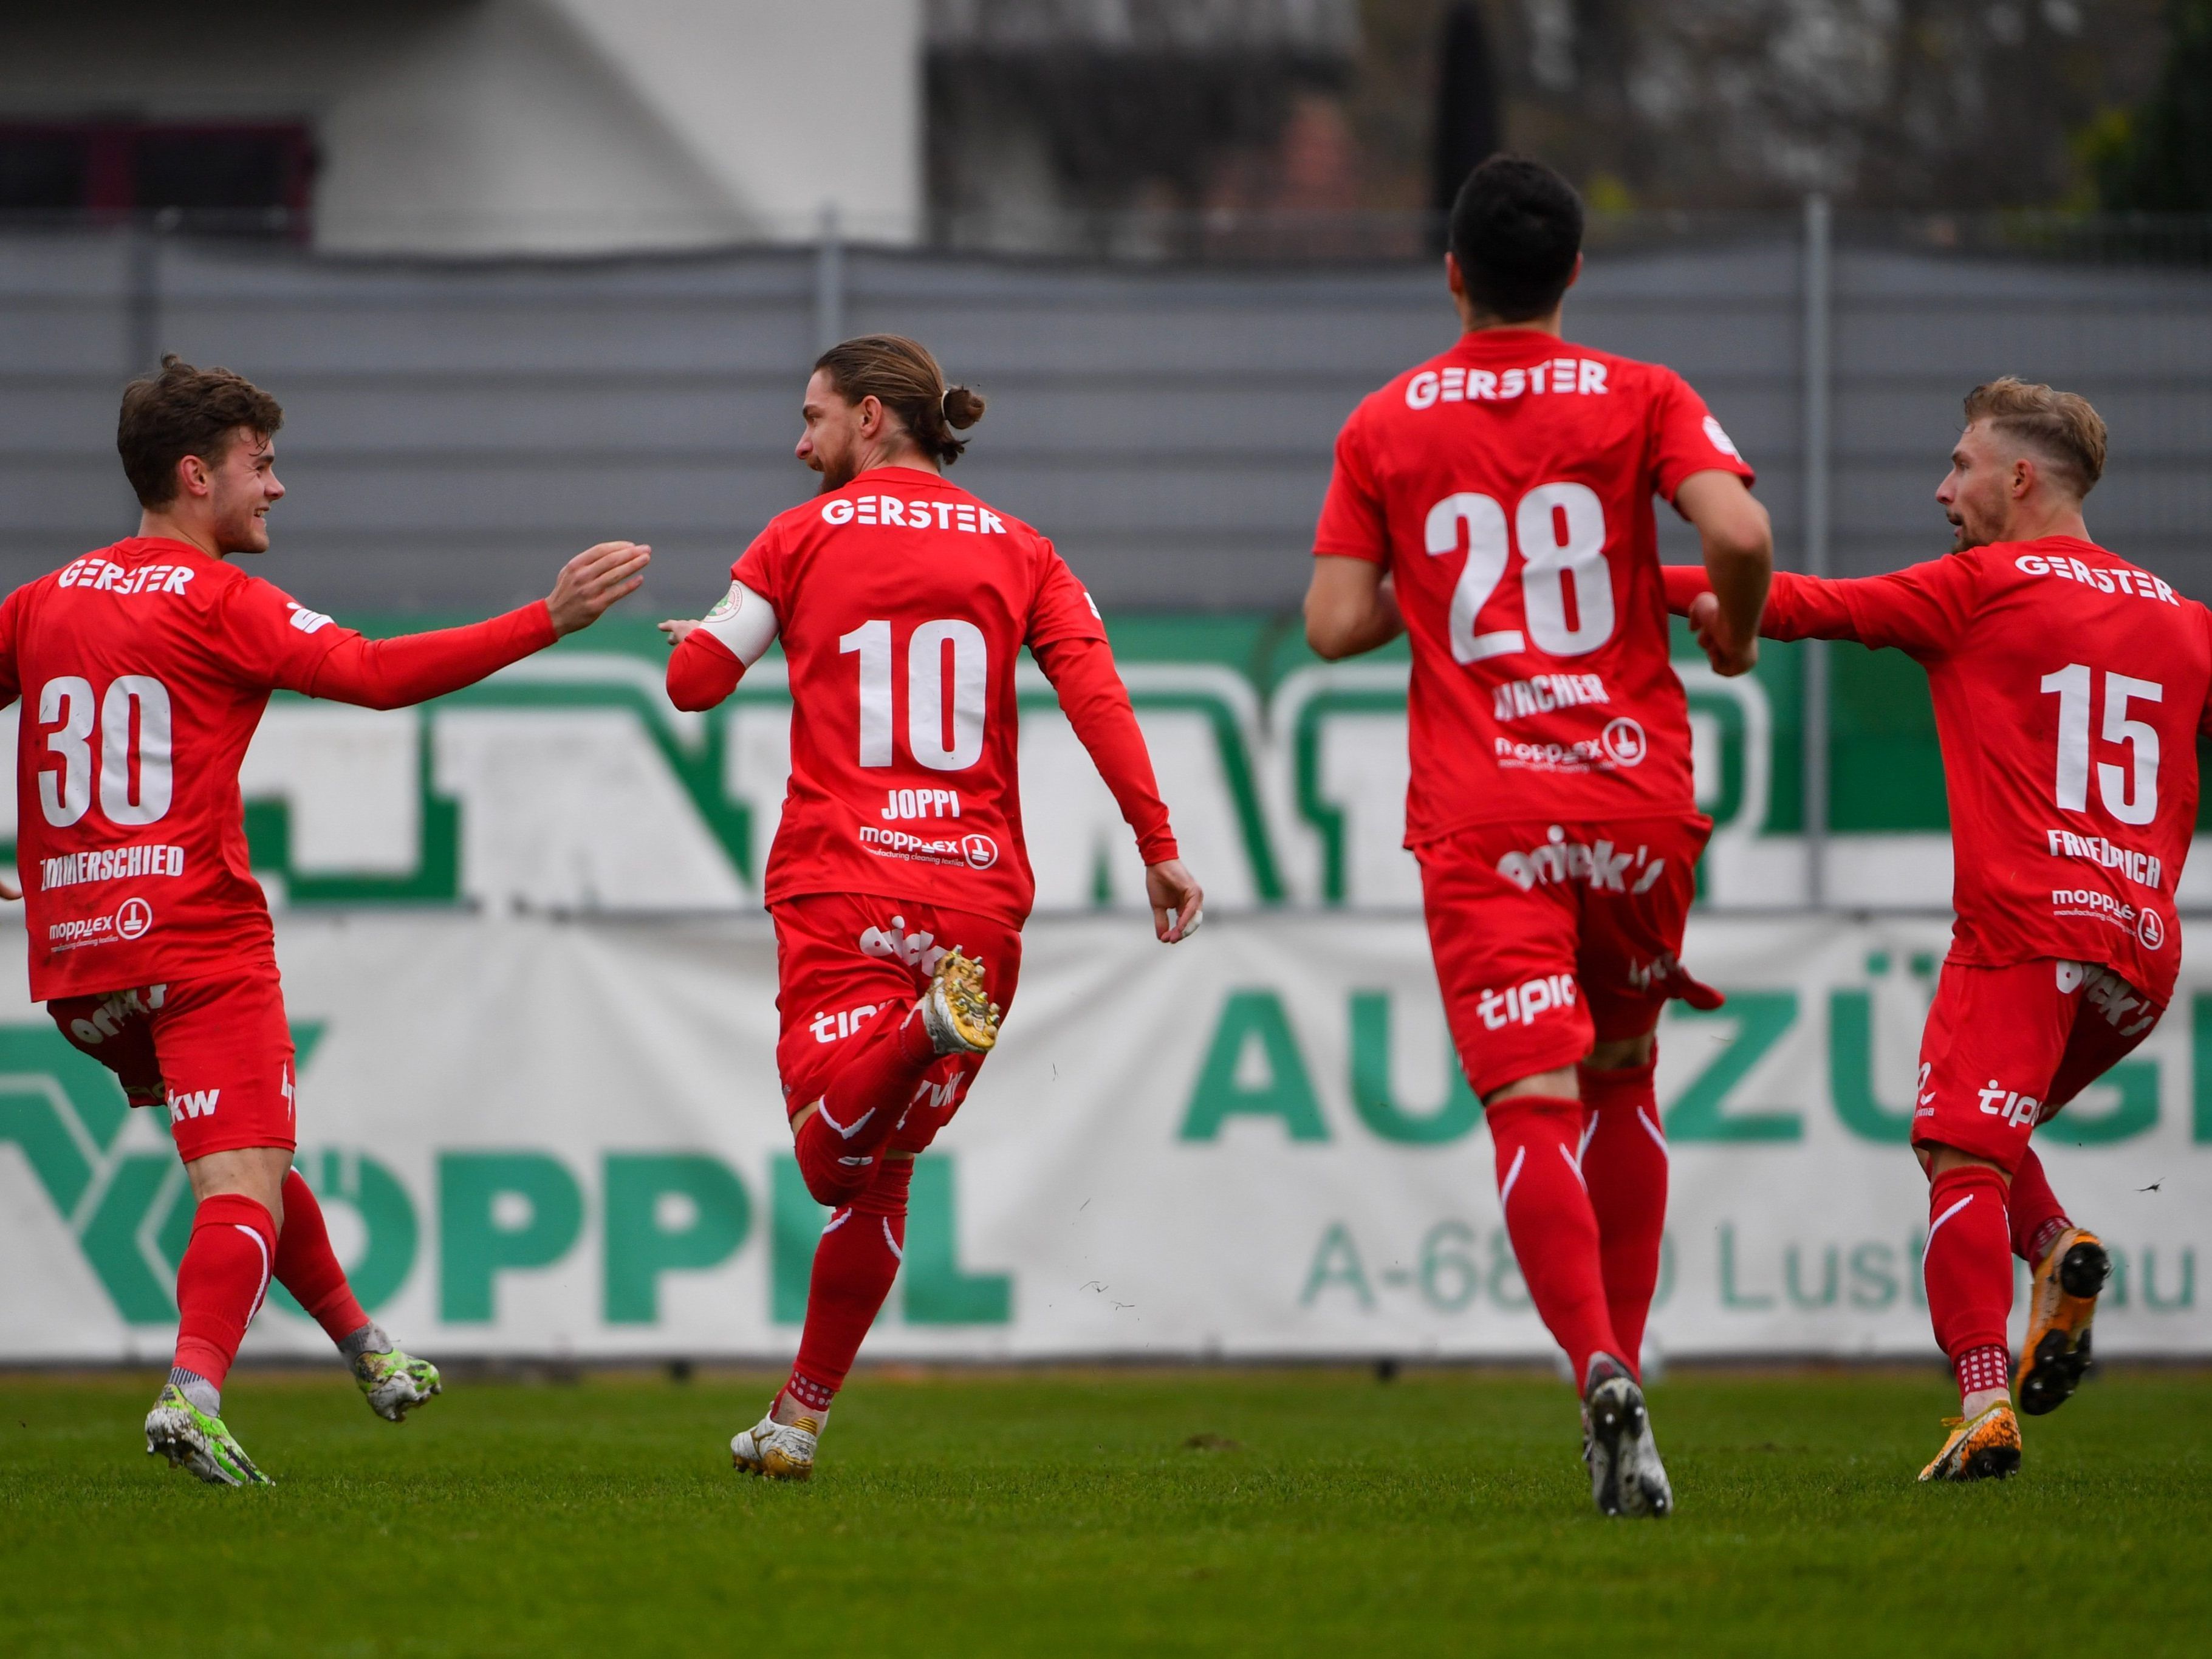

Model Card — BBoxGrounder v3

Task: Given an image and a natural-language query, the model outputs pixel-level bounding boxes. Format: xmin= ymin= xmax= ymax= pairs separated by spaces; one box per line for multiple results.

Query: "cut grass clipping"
xmin=4 ymin=1367 xmax=2208 ymax=1658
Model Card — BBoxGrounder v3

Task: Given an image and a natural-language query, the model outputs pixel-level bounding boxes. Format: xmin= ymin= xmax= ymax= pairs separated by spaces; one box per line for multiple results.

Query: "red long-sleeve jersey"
xmin=0 ymin=536 xmax=556 ymax=999
xmin=1665 ymin=538 xmax=2212 ymax=1002
xmin=669 ymin=465 xmax=1177 ymax=925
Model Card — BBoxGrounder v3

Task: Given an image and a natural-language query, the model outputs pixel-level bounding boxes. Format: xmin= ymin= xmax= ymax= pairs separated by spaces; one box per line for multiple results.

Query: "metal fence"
xmin=2 ymin=209 xmax=2209 ymax=905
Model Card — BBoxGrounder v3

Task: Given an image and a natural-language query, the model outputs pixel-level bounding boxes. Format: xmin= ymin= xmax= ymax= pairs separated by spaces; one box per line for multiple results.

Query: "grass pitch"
xmin=3 ymin=1366 xmax=2207 ymax=1657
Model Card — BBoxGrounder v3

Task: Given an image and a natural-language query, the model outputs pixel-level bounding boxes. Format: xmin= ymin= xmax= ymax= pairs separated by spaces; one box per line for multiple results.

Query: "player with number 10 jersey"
xmin=1305 ymin=157 xmax=1774 ymax=1518
xmin=662 ymin=334 xmax=1202 ymax=1482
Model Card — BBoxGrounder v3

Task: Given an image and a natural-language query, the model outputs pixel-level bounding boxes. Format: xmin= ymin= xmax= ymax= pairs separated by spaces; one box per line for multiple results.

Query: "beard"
xmin=815 ymin=452 xmax=858 ymax=493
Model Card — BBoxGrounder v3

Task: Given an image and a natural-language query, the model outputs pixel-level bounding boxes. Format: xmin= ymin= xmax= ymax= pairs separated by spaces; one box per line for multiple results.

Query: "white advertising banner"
xmin=0 ymin=910 xmax=2203 ymax=1364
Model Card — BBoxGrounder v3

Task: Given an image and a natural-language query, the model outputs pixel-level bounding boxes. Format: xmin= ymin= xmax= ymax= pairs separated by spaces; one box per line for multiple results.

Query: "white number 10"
xmin=2041 ymin=663 xmax=2162 ymax=825
xmin=839 ymin=618 xmax=988 ymax=771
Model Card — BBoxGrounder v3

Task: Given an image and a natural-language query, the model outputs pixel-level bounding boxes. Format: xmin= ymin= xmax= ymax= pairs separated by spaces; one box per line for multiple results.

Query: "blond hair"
xmin=1962 ymin=377 xmax=2107 ymax=498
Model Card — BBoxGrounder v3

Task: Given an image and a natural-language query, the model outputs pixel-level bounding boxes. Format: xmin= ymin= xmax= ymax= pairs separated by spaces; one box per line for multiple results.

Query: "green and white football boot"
xmin=144 ymin=1384 xmax=272 ymax=1486
xmin=354 ymin=1345 xmax=443 ymax=1422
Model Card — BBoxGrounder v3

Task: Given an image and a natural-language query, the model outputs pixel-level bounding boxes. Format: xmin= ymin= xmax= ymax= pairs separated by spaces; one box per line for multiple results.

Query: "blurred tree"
xmin=2095 ymin=0 xmax=2212 ymax=208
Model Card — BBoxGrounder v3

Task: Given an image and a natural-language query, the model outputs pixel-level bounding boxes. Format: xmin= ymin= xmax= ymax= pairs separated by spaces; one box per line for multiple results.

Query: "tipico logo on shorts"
xmin=1976 ymin=1078 xmax=2042 ymax=1131
xmin=1476 ymin=973 xmax=1580 ymax=1030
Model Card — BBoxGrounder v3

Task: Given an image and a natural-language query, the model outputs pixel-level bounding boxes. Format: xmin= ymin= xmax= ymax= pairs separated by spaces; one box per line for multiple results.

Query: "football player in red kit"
xmin=1670 ymin=378 xmax=2199 ymax=1482
xmin=662 ymin=334 xmax=1202 ymax=1480
xmin=1304 ymin=157 xmax=1773 ymax=1517
xmin=0 ymin=357 xmax=648 ymax=1483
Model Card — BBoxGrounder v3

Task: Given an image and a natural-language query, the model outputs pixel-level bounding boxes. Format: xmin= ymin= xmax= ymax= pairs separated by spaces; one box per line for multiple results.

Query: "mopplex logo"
xmin=0 ymin=1019 xmax=327 ymax=1322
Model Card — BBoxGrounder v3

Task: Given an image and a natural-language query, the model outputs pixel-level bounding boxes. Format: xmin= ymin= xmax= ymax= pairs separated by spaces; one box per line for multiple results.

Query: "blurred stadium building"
xmin=2 ymin=1 xmax=2210 ymax=1366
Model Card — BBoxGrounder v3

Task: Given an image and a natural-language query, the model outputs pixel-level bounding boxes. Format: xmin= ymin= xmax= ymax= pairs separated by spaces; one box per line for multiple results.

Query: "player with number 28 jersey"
xmin=1304 ymin=159 xmax=1776 ymax=1519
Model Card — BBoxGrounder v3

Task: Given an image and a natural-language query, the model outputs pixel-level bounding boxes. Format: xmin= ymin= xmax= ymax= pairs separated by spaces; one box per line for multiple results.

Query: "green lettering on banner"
xmin=270 ymin=1149 xmax=419 ymax=1318
xmin=1829 ymin=990 xmax=1914 ymax=1142
xmin=2194 ymin=994 xmax=2212 ymax=1143
xmin=1848 ymin=1241 xmax=1899 ymax=1309
xmin=1786 ymin=1243 xmax=1839 ymax=1308
xmin=1299 ymin=1223 xmax=1373 ymax=1308
xmin=2144 ymin=1248 xmax=2195 ymax=1311
xmin=1662 ymin=994 xmax=1801 ymax=1141
xmin=439 ymin=1152 xmax=585 ymax=1322
xmin=1347 ymin=991 xmax=1479 ymax=1144
xmin=75 ymin=1154 xmax=183 ymax=1322
xmin=1719 ymin=1223 xmax=1775 ymax=1308
xmin=2049 ymin=1060 xmax=2159 ymax=1145
xmin=903 ymin=1156 xmax=1012 ymax=1325
xmin=771 ymin=1157 xmax=824 ymax=1325
xmin=1180 ymin=991 xmax=1328 ymax=1142
xmin=602 ymin=1154 xmax=752 ymax=1324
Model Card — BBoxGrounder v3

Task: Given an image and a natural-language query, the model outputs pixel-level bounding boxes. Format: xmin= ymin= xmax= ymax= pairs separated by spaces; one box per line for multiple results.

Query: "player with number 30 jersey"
xmin=0 ymin=355 xmax=649 ymax=1486
xmin=1304 ymin=158 xmax=1776 ymax=1518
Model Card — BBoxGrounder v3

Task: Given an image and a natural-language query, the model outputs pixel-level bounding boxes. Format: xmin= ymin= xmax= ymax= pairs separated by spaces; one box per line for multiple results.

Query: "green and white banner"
xmin=0 ymin=911 xmax=2203 ymax=1363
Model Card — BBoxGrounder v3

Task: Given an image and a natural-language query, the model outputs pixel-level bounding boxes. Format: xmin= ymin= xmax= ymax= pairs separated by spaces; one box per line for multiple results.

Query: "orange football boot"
xmin=2018 ymin=1228 xmax=2110 ymax=1417
xmin=1918 ymin=1401 xmax=2022 ymax=1483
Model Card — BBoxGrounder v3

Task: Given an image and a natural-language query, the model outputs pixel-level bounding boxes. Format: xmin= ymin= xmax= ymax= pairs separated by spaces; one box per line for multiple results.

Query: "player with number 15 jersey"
xmin=1305 ymin=157 xmax=1775 ymax=1518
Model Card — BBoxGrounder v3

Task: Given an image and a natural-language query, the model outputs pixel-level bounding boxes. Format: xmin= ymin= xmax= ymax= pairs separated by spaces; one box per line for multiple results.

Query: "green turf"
xmin=2 ymin=1366 xmax=2206 ymax=1657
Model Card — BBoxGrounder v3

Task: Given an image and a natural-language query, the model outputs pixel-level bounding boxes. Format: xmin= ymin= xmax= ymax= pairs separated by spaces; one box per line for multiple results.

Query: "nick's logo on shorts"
xmin=1477 ymin=973 xmax=1579 ymax=1030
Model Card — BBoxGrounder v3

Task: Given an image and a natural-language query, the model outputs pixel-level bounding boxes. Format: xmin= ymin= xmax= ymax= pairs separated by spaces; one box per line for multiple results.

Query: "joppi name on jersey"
xmin=882 ymin=788 xmax=963 ymax=821
xmin=1496 ymin=825 xmax=1670 ymax=895
xmin=1405 ymin=358 xmax=1609 ymax=408
xmin=820 ymin=495 xmax=1008 ymax=533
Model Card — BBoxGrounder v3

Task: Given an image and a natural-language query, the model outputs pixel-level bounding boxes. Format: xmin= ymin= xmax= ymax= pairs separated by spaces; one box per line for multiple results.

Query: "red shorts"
xmin=1914 ymin=957 xmax=2162 ymax=1173
xmin=1416 ymin=814 xmax=1715 ymax=1100
xmin=48 ymin=972 xmax=299 ymax=1162
xmin=771 ymin=893 xmax=1024 ymax=1157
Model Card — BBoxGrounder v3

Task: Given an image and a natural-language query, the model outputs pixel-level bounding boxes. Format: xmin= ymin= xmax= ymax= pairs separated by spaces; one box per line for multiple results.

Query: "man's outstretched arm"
xmin=1664 ymin=556 xmax=1973 ymax=669
xmin=1030 ymin=632 xmax=1204 ymax=943
xmin=307 ymin=541 xmax=649 ymax=708
xmin=1674 ymin=470 xmax=1772 ymax=677
xmin=660 ymin=579 xmax=781 ymax=711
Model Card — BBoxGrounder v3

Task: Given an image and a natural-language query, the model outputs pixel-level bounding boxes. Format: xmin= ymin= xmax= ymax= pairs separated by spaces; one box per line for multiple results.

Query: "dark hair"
xmin=1963 ymin=377 xmax=2108 ymax=498
xmin=117 ymin=354 xmax=284 ymax=508
xmin=1447 ymin=156 xmax=1584 ymax=323
xmin=813 ymin=334 xmax=984 ymax=465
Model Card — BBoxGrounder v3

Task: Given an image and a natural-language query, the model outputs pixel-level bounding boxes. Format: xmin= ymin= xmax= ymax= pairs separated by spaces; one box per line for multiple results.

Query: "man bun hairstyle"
xmin=1962 ymin=377 xmax=2107 ymax=499
xmin=1448 ymin=155 xmax=1584 ymax=324
xmin=117 ymin=354 xmax=284 ymax=508
xmin=814 ymin=334 xmax=985 ymax=466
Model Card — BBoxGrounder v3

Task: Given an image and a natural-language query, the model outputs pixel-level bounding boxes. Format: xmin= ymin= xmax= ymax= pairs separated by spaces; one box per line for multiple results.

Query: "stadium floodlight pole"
xmin=815 ymin=202 xmax=845 ymax=355
xmin=1801 ymin=193 xmax=1833 ymax=909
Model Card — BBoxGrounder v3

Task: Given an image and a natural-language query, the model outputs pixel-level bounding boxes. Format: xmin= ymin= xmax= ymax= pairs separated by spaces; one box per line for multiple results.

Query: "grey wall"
xmin=2 ymin=225 xmax=2207 ymax=618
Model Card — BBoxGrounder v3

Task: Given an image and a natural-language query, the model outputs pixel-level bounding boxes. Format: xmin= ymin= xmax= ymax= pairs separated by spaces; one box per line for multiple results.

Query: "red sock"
xmin=1923 ymin=1165 xmax=2014 ymax=1403
xmin=2005 ymin=1146 xmax=2070 ymax=1265
xmin=1578 ymin=1058 xmax=1668 ymax=1381
xmin=172 ymin=1193 xmax=277 ymax=1389
xmin=793 ymin=1005 xmax=937 ymax=1206
xmin=1489 ymin=1094 xmax=1621 ymax=1388
xmin=273 ymin=1168 xmax=370 ymax=1346
xmin=784 ymin=1158 xmax=913 ymax=1415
